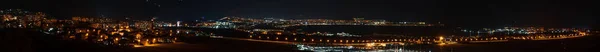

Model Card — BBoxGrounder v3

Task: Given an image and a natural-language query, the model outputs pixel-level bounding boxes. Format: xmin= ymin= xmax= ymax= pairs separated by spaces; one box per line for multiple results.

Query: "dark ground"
xmin=2 ymin=28 xmax=599 ymax=52
xmin=1 ymin=28 xmax=303 ymax=52
xmin=1 ymin=29 xmax=130 ymax=52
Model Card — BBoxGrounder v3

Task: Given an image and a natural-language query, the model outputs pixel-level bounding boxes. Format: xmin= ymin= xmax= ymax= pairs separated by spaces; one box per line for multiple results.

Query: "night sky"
xmin=1 ymin=0 xmax=597 ymax=28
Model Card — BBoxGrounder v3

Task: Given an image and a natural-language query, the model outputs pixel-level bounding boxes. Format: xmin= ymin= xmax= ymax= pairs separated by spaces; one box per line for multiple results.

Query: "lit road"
xmin=210 ymin=36 xmax=408 ymax=46
xmin=208 ymin=32 xmax=590 ymax=45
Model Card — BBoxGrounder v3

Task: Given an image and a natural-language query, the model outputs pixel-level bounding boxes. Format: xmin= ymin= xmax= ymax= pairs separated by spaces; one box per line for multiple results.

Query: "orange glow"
xmin=261 ymin=31 xmax=268 ymax=34
xmin=302 ymin=39 xmax=306 ymax=41
xmin=114 ymin=38 xmax=119 ymax=41
xmin=276 ymin=32 xmax=282 ymax=35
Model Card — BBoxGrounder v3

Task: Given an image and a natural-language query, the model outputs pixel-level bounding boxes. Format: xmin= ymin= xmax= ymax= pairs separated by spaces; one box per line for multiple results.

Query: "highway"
xmin=206 ymin=31 xmax=589 ymax=46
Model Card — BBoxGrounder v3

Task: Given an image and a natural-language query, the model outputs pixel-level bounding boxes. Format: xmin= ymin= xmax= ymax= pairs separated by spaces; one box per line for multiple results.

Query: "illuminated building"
xmin=353 ymin=18 xmax=364 ymax=22
xmin=134 ymin=21 xmax=154 ymax=30
xmin=176 ymin=21 xmax=181 ymax=27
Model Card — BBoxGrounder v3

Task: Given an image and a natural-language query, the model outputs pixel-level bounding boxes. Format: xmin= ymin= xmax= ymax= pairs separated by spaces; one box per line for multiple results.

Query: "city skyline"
xmin=1 ymin=0 xmax=597 ymax=28
xmin=1 ymin=8 xmax=596 ymax=52
xmin=1 ymin=0 xmax=599 ymax=52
